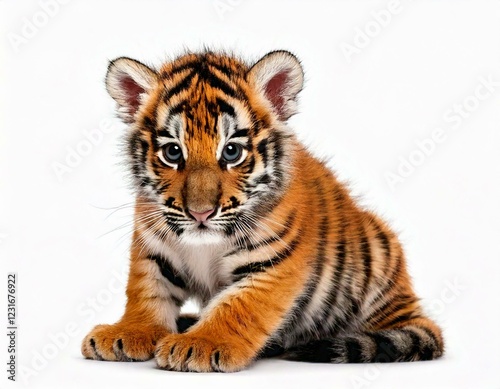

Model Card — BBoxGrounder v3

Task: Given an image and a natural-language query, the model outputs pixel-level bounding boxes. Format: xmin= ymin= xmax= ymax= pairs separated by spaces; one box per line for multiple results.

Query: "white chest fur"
xmin=140 ymin=228 xmax=234 ymax=299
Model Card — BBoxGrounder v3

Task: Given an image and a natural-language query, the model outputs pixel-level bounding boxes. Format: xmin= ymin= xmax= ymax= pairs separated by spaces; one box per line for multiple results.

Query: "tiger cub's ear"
xmin=105 ymin=57 xmax=158 ymax=123
xmin=248 ymin=51 xmax=304 ymax=121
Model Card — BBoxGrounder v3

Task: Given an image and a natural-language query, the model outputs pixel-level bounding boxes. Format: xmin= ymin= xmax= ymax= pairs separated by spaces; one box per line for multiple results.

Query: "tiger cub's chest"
xmin=142 ymin=231 xmax=234 ymax=300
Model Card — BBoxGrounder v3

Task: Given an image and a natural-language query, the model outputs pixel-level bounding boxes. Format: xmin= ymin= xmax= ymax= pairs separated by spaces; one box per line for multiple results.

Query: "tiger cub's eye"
xmin=162 ymin=143 xmax=183 ymax=164
xmin=222 ymin=143 xmax=243 ymax=163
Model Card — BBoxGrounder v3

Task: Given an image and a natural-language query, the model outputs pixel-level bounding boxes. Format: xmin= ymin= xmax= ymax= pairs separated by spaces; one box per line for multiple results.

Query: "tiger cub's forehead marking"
xmin=156 ymin=108 xmax=183 ymax=141
xmin=216 ymin=99 xmax=253 ymax=155
xmin=221 ymin=114 xmax=236 ymax=138
xmin=216 ymin=114 xmax=236 ymax=160
xmin=226 ymin=100 xmax=253 ymax=133
xmin=156 ymin=95 xmax=254 ymax=152
xmin=155 ymin=109 xmax=188 ymax=161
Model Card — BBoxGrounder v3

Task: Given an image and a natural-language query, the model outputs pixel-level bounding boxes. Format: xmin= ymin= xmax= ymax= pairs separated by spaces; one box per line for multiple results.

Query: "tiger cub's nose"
xmin=188 ymin=209 xmax=215 ymax=222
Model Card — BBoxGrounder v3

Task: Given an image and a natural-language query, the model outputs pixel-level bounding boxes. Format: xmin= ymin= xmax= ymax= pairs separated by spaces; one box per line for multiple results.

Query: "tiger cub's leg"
xmin=155 ymin=252 xmax=308 ymax=372
xmin=81 ymin=233 xmax=186 ymax=361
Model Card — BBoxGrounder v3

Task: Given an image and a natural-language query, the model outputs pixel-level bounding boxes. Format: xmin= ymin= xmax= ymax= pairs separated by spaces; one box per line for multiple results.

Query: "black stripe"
xmin=417 ymin=325 xmax=440 ymax=350
xmin=285 ymin=339 xmax=338 ymax=363
xmin=321 ymin=235 xmax=347 ymax=321
xmin=164 ymin=197 xmax=183 ymax=213
xmin=156 ymin=182 xmax=171 ymax=194
xmin=271 ymin=134 xmax=286 ymax=185
xmin=231 ymin=129 xmax=249 ymax=139
xmin=382 ymin=312 xmax=420 ymax=329
xmin=207 ymin=73 xmax=238 ymax=98
xmin=165 ymin=61 xmax=198 ymax=77
xmin=348 ymin=295 xmax=361 ymax=317
xmin=371 ymin=333 xmax=402 ymax=362
xmin=254 ymin=173 xmax=270 ymax=186
xmin=142 ymin=116 xmax=156 ymax=132
xmin=156 ymin=130 xmax=175 ymax=138
xmin=237 ymin=210 xmax=297 ymax=251
xmin=163 ymin=214 xmax=184 ymax=223
xmin=216 ymin=97 xmax=235 ymax=116
xmin=221 ymin=196 xmax=240 ymax=212
xmin=172 ymin=225 xmax=185 ymax=236
xmin=232 ymin=234 xmax=301 ymax=280
xmin=368 ymin=295 xmax=416 ymax=326
xmin=169 ymin=100 xmax=187 ymax=116
xmin=128 ymin=132 xmax=152 ymax=189
xmin=346 ymin=338 xmax=364 ymax=363
xmin=223 ymin=223 xmax=235 ymax=236
xmin=416 ymin=326 xmax=442 ymax=361
xmin=128 ymin=131 xmax=143 ymax=157
xmin=257 ymin=138 xmax=268 ymax=165
xmin=137 ymin=176 xmax=152 ymax=189
xmin=239 ymin=155 xmax=255 ymax=176
xmin=367 ymin=297 xmax=395 ymax=326
xmin=420 ymin=345 xmax=435 ymax=361
xmin=148 ymin=254 xmax=186 ymax=288
xmin=208 ymin=61 xmax=237 ymax=78
xmin=258 ymin=343 xmax=285 ymax=359
xmin=359 ymin=227 xmax=372 ymax=296
xmin=171 ymin=295 xmax=183 ymax=307
xmin=271 ymin=133 xmax=285 ymax=160
xmin=164 ymin=71 xmax=195 ymax=101
xmin=403 ymin=328 xmax=422 ymax=360
xmin=409 ymin=327 xmax=438 ymax=360
xmin=140 ymin=138 xmax=149 ymax=161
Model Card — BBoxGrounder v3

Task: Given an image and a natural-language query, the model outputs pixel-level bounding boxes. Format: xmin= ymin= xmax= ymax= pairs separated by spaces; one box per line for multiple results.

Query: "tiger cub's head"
xmin=106 ymin=50 xmax=304 ymax=243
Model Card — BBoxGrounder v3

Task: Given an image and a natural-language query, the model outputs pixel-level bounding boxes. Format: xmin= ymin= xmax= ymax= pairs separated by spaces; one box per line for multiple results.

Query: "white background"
xmin=1 ymin=1 xmax=500 ymax=388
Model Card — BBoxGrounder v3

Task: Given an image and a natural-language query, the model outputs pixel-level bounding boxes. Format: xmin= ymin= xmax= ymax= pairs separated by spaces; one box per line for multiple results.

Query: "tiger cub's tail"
xmin=283 ymin=317 xmax=444 ymax=363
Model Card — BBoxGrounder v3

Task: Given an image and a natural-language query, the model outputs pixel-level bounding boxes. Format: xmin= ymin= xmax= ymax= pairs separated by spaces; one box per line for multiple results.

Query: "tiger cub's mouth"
xmin=179 ymin=207 xmax=228 ymax=239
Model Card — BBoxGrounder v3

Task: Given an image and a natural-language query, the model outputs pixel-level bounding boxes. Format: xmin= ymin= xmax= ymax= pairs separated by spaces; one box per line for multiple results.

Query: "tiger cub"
xmin=81 ymin=50 xmax=444 ymax=372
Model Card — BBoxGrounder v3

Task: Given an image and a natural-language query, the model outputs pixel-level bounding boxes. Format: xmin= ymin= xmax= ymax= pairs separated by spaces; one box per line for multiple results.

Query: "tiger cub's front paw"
xmin=155 ymin=333 xmax=252 ymax=372
xmin=81 ymin=323 xmax=169 ymax=362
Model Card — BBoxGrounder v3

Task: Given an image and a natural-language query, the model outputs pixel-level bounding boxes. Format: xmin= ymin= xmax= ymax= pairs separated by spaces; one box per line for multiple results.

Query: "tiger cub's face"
xmin=106 ymin=51 xmax=304 ymax=244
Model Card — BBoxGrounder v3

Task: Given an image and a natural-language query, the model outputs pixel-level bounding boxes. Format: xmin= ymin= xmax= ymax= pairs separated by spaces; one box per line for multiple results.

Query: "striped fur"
xmin=81 ymin=50 xmax=444 ymax=371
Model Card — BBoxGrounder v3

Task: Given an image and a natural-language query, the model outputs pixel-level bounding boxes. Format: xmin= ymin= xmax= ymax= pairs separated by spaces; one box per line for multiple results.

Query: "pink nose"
xmin=189 ymin=209 xmax=215 ymax=222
